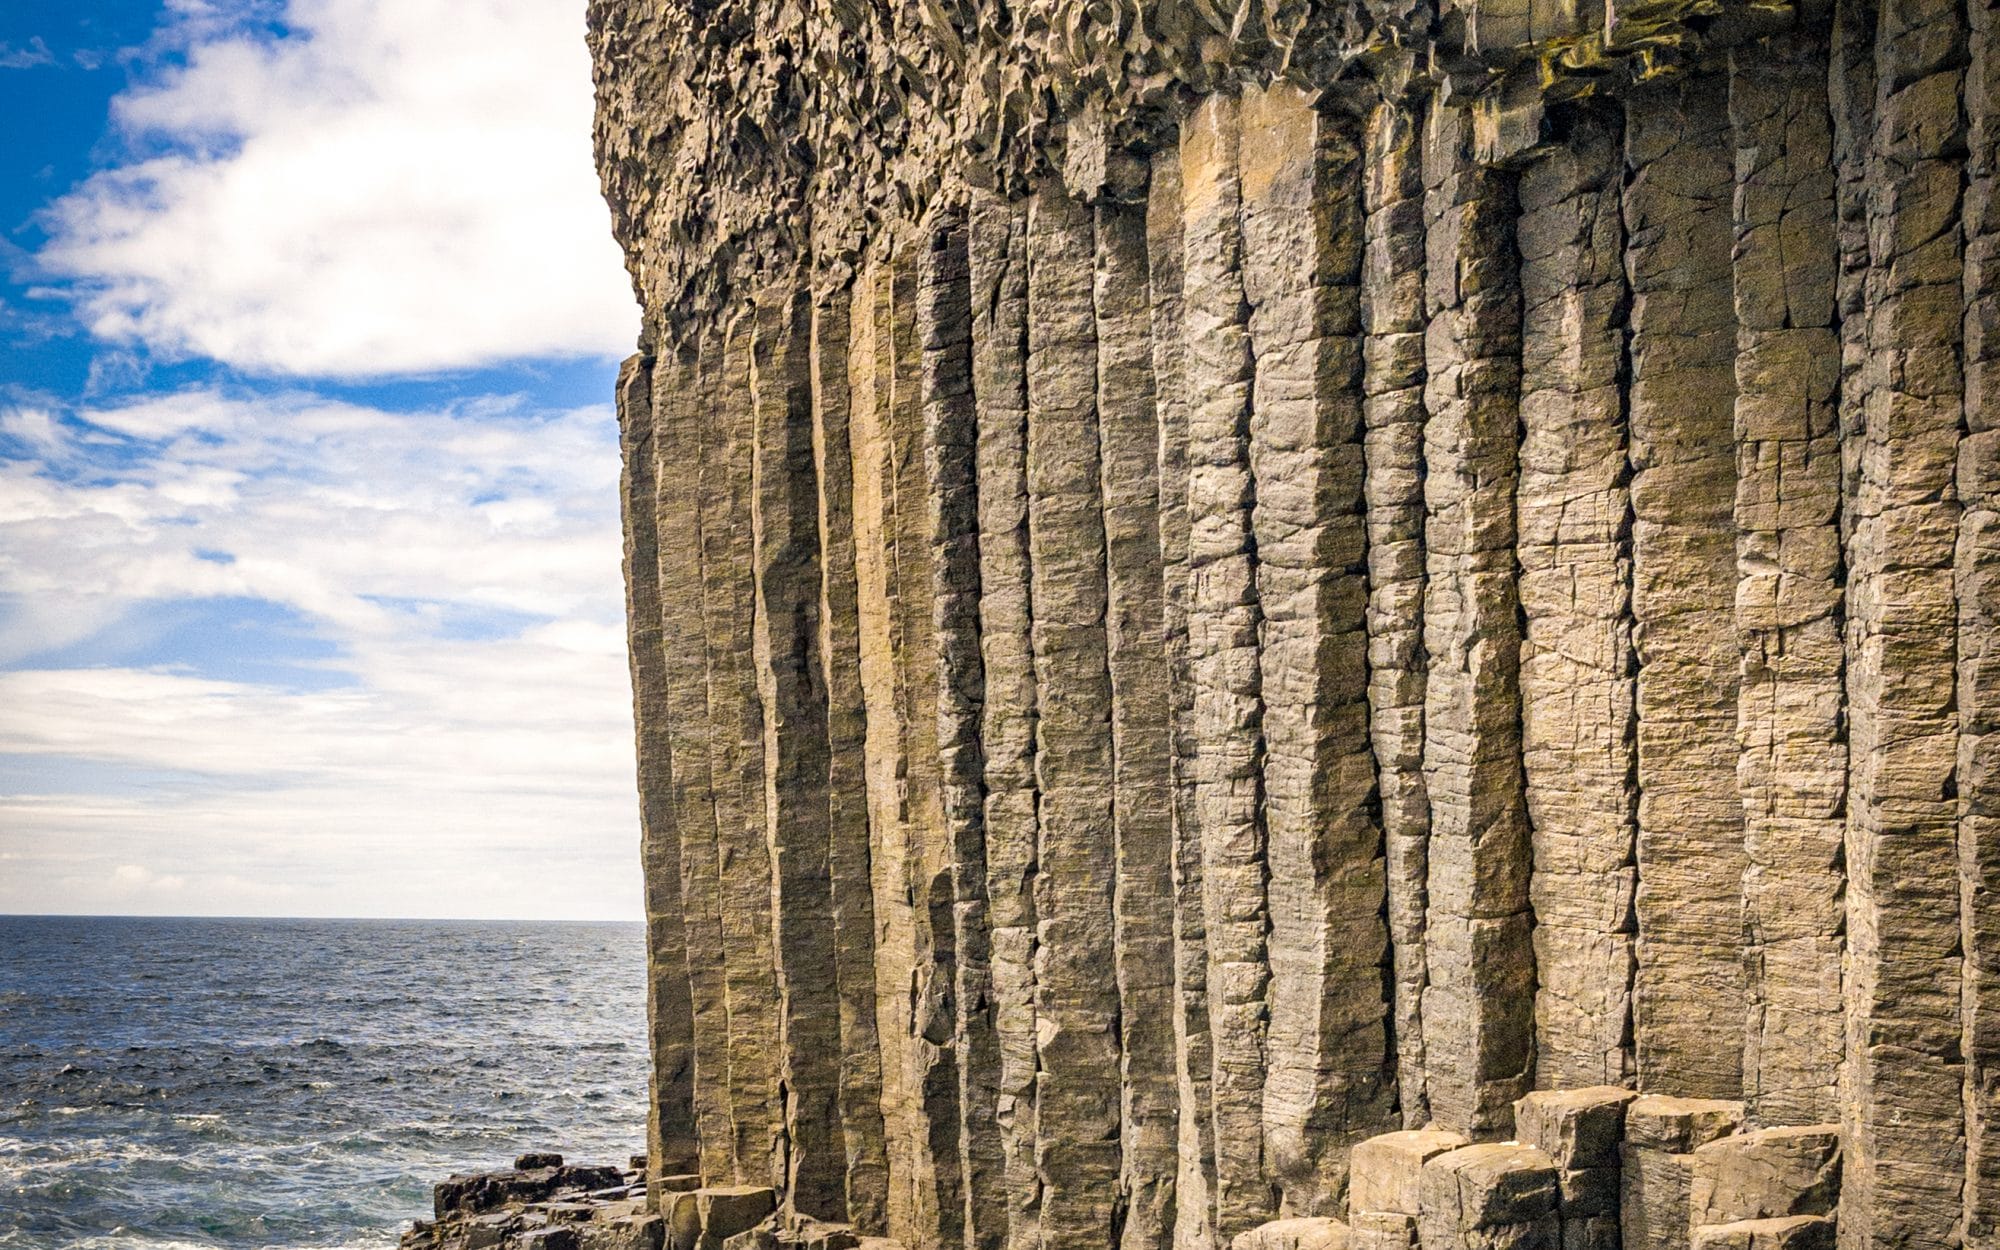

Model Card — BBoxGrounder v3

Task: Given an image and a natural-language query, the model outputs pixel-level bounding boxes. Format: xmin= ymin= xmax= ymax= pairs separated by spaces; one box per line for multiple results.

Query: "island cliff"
xmin=585 ymin=1 xmax=2000 ymax=1246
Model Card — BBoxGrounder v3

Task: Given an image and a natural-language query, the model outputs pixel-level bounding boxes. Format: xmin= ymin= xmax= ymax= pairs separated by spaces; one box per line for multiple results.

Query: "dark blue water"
xmin=0 ymin=916 xmax=649 ymax=1250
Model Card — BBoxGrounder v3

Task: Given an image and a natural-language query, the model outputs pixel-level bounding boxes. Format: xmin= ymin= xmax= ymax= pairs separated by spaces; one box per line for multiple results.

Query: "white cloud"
xmin=0 ymin=387 xmax=643 ymax=920
xmin=0 ymin=37 xmax=56 ymax=70
xmin=38 ymin=0 xmax=638 ymax=376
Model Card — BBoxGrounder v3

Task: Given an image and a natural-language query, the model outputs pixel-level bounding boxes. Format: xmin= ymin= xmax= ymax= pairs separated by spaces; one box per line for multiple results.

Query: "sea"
xmin=0 ymin=915 xmax=650 ymax=1250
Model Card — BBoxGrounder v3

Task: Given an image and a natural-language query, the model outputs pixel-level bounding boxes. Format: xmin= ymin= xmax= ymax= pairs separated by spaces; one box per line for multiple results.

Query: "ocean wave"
xmin=0 ymin=915 xmax=646 ymax=1250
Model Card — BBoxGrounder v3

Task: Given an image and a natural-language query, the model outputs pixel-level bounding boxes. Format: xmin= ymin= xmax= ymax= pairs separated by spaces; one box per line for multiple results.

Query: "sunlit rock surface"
xmin=587 ymin=1 xmax=2000 ymax=1245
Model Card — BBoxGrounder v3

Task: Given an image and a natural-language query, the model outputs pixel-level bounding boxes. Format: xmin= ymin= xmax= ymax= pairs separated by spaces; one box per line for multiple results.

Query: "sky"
xmin=0 ymin=0 xmax=650 ymax=920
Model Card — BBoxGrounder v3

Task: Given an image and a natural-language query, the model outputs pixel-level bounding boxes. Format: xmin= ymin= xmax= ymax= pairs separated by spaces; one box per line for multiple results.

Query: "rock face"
xmin=589 ymin=1 xmax=1994 ymax=1246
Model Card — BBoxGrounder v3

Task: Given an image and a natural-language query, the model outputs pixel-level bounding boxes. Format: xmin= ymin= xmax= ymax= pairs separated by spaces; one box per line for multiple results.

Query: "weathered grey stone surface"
xmin=1360 ymin=95 xmax=1433 ymax=1135
xmin=1231 ymin=1218 xmax=1352 ymax=1250
xmin=1094 ymin=187 xmax=1179 ymax=1250
xmin=1690 ymin=1217 xmax=1834 ymax=1250
xmin=1239 ymin=82 xmax=1392 ymax=1214
xmin=920 ymin=217 xmax=1002 ymax=1250
xmin=1181 ymin=91 xmax=1275 ymax=1238
xmin=1687 ymin=1127 xmax=1840 ymax=1227
xmin=1514 ymin=106 xmax=1636 ymax=1096
xmin=967 ymin=191 xmax=1040 ymax=1250
xmin=1514 ymin=1088 xmax=1636 ymax=1174
xmin=593 ymin=4 xmax=1997 ymax=1246
xmin=619 ymin=356 xmax=700 ymax=1191
xmin=1622 ymin=70 xmax=1747 ymax=1104
xmin=1417 ymin=1144 xmax=1559 ymax=1250
xmin=1419 ymin=94 xmax=1532 ymax=1140
xmin=809 ymin=292 xmax=893 ymax=1234
xmin=1726 ymin=32 xmax=1845 ymax=1132
xmin=1024 ymin=177 xmax=1120 ymax=1250
xmin=1350 ymin=1129 xmax=1470 ymax=1219
xmin=1967 ymin=0 xmax=2000 ymax=1241
xmin=749 ymin=290 xmax=847 ymax=1218
xmin=1840 ymin=1 xmax=1970 ymax=1246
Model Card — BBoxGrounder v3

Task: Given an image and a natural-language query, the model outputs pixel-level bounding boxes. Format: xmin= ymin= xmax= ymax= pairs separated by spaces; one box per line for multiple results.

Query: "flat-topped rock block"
xmin=664 ymin=1187 xmax=776 ymax=1250
xmin=1688 ymin=1215 xmax=1833 ymax=1250
xmin=1687 ymin=1127 xmax=1839 ymax=1226
xmin=1418 ymin=1143 xmax=1560 ymax=1249
xmin=1231 ymin=1216 xmax=1353 ymax=1250
xmin=1514 ymin=1087 xmax=1637 ymax=1171
xmin=1349 ymin=1210 xmax=1419 ymax=1250
xmin=1623 ymin=1097 xmax=1746 ymax=1154
xmin=1352 ymin=1128 xmax=1473 ymax=1216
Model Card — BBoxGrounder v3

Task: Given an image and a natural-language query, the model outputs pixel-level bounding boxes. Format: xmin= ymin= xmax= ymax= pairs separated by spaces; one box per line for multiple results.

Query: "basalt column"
xmin=1146 ymin=146 xmax=1219 ymax=1250
xmin=1092 ymin=181 xmax=1179 ymax=1250
xmin=851 ymin=255 xmax=965 ymax=1248
xmin=1727 ymin=34 xmax=1845 ymax=1128
xmin=969 ymin=191 xmax=1042 ymax=1250
xmin=1514 ymin=105 xmax=1637 ymax=1094
xmin=1180 ymin=92 xmax=1274 ymax=1236
xmin=1418 ymin=93 xmax=1534 ymax=1139
xmin=1023 ymin=178 xmax=1121 ymax=1250
xmin=1621 ymin=70 xmax=1747 ymax=1101
xmin=649 ymin=339 xmax=735 ymax=1187
xmin=1361 ymin=92 xmax=1433 ymax=1132
xmin=1841 ymin=0 xmax=1968 ymax=1241
xmin=749 ymin=287 xmax=847 ymax=1216
xmin=809 ymin=289 xmax=894 ymax=1233
xmin=1238 ymin=83 xmax=1393 ymax=1208
xmin=1965 ymin=0 xmax=2000 ymax=1236
xmin=619 ymin=351 xmax=701 ymax=1191
xmin=919 ymin=214 xmax=1005 ymax=1250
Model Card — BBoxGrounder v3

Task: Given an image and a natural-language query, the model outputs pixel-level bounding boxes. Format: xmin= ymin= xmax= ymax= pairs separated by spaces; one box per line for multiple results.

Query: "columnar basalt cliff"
xmin=589 ymin=1 xmax=2000 ymax=1246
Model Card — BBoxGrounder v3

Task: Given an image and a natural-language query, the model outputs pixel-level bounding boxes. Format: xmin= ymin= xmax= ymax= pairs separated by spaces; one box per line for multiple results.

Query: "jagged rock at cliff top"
xmin=592 ymin=0 xmax=1993 ymax=1244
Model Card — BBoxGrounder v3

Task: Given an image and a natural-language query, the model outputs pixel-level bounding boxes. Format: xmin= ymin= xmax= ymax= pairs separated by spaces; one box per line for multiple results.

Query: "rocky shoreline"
xmin=404 ymin=1155 xmax=878 ymax=1250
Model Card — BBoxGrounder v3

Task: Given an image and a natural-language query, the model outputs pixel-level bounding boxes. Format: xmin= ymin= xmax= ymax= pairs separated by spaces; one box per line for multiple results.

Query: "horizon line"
xmin=0 ymin=911 xmax=645 ymax=924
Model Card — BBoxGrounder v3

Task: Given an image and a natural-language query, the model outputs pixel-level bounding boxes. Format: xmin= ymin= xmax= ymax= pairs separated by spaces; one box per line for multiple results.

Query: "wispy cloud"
xmin=37 ymin=0 xmax=637 ymax=376
xmin=0 ymin=37 xmax=56 ymax=71
xmin=0 ymin=388 xmax=642 ymax=919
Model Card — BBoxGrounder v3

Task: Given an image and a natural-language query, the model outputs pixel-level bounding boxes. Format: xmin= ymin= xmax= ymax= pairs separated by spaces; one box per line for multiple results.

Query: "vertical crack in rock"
xmin=1024 ymin=175 xmax=1122 ymax=1250
xmin=920 ymin=213 xmax=1004 ymax=1250
xmin=1238 ymin=82 xmax=1394 ymax=1212
xmin=651 ymin=338 xmax=737 ymax=1187
xmin=1621 ymin=70 xmax=1747 ymax=1101
xmin=1419 ymin=93 xmax=1534 ymax=1140
xmin=1726 ymin=33 xmax=1845 ymax=1129
xmin=970 ymin=190 xmax=1044 ymax=1250
xmin=619 ymin=351 xmax=701 ymax=1192
xmin=1840 ymin=0 xmax=1968 ymax=1239
xmin=749 ymin=287 xmax=848 ymax=1218
xmin=1831 ymin=0 xmax=1879 ymax=571
xmin=809 ymin=290 xmax=893 ymax=1235
xmin=1516 ymin=103 xmax=1638 ymax=1094
xmin=1964 ymin=0 xmax=2000 ymax=1234
xmin=1147 ymin=145 xmax=1219 ymax=1250
xmin=1094 ymin=186 xmax=1180 ymax=1250
xmin=1180 ymin=90 xmax=1276 ymax=1233
xmin=704 ymin=311 xmax=788 ymax=1187
xmin=1362 ymin=92 xmax=1435 ymax=1133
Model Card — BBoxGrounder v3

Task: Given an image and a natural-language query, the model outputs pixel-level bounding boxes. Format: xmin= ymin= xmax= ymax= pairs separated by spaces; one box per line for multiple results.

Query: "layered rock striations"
xmin=590 ymin=0 xmax=1998 ymax=1245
